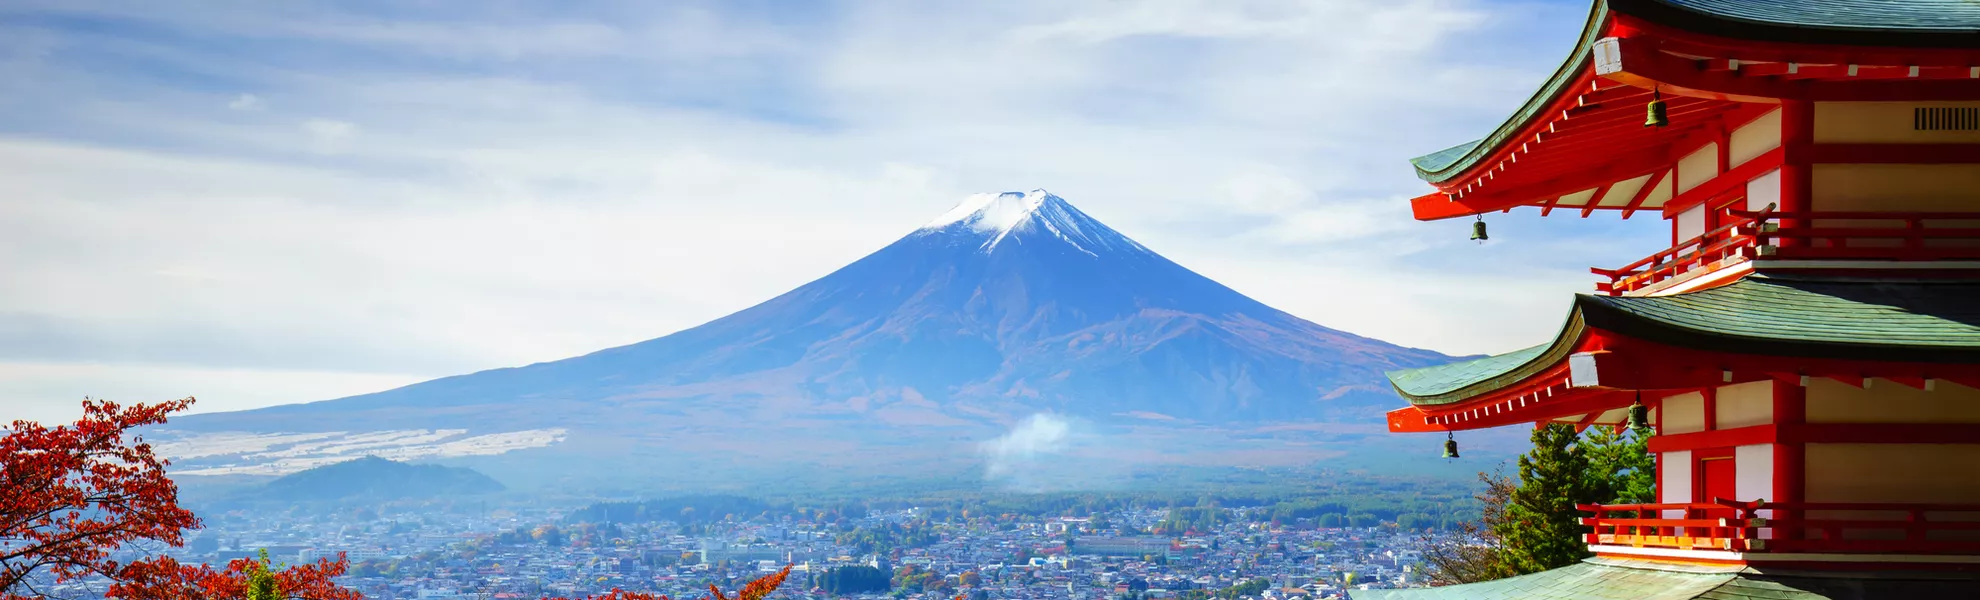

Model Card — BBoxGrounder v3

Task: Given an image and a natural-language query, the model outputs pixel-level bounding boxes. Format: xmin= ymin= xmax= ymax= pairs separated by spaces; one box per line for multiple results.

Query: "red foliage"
xmin=2 ymin=398 xmax=200 ymax=597
xmin=1 ymin=398 xmax=359 ymax=600
xmin=108 ymin=554 xmax=361 ymax=600
xmin=3 ymin=399 xmax=806 ymax=600
xmin=553 ymin=566 xmax=792 ymax=600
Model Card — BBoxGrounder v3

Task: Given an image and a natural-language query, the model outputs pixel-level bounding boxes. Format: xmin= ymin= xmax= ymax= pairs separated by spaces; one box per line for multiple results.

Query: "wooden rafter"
xmin=1621 ymin=170 xmax=1668 ymax=219
xmin=1582 ymin=182 xmax=1614 ymax=218
xmin=1574 ymin=410 xmax=1605 ymax=433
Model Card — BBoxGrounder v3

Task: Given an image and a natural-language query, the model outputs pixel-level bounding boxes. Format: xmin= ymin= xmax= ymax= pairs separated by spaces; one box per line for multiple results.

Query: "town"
xmin=91 ymin=502 xmax=1452 ymax=600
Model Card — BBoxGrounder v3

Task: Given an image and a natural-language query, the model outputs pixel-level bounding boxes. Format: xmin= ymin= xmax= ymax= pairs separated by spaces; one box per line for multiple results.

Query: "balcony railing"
xmin=1592 ymin=208 xmax=1980 ymax=295
xmin=1578 ymin=500 xmax=1980 ymax=555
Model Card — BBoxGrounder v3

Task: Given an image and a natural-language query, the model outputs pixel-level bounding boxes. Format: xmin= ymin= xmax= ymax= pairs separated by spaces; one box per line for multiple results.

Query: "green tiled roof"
xmin=1388 ymin=344 xmax=1549 ymax=400
xmin=1383 ymin=275 xmax=1980 ymax=405
xmin=1408 ymin=0 xmax=1980 ymax=183
xmin=1349 ymin=559 xmax=1741 ymax=600
xmin=1408 ymin=140 xmax=1482 ymax=175
xmin=1615 ymin=0 xmax=1980 ymax=47
xmin=1653 ymin=0 xmax=1980 ymax=31
xmin=1349 ymin=558 xmax=1980 ymax=600
xmin=1584 ymin=275 xmax=1980 ymax=363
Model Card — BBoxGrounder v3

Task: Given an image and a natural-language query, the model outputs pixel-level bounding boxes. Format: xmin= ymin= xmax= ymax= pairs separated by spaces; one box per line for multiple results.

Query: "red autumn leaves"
xmin=2 ymin=398 xmax=795 ymax=600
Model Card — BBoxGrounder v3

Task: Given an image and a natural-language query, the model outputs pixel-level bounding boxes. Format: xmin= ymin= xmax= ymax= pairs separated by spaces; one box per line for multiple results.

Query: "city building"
xmin=1356 ymin=1 xmax=1980 ymax=598
xmin=1070 ymin=537 xmax=1175 ymax=558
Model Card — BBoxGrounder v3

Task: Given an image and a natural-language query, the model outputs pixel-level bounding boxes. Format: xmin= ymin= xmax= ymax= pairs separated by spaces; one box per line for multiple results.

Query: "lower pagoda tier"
xmin=1376 ymin=272 xmax=1980 ymax=571
xmin=1353 ymin=557 xmax=1980 ymax=600
xmin=1384 ymin=274 xmax=1980 ymax=435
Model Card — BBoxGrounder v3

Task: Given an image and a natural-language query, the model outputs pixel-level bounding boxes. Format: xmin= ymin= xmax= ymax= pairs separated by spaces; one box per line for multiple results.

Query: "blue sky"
xmin=0 ymin=0 xmax=1669 ymax=424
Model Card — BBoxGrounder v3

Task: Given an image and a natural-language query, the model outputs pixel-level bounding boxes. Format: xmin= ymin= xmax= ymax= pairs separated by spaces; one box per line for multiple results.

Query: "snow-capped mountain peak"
xmin=920 ymin=189 xmax=1147 ymax=257
xmin=923 ymin=190 xmax=1051 ymax=233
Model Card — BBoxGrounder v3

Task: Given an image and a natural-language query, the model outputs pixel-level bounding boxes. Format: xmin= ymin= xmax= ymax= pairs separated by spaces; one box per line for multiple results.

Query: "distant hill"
xmin=566 ymin=494 xmax=774 ymax=524
xmin=249 ymin=456 xmax=504 ymax=502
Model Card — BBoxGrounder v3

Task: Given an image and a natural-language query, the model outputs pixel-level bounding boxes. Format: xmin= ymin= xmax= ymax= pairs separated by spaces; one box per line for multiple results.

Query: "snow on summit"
xmin=921 ymin=190 xmax=1149 ymax=256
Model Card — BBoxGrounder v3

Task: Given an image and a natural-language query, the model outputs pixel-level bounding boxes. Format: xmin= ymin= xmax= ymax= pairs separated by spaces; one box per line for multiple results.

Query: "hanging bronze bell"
xmin=1626 ymin=401 xmax=1650 ymax=431
xmin=1469 ymin=218 xmax=1488 ymax=242
xmin=1442 ymin=433 xmax=1460 ymax=459
xmin=1644 ymin=90 xmax=1669 ymax=128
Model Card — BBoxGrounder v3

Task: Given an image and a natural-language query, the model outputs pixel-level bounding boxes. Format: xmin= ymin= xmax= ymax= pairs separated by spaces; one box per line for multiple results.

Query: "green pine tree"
xmin=246 ymin=548 xmax=283 ymax=600
xmin=1495 ymin=423 xmax=1602 ymax=574
xmin=1580 ymin=426 xmax=1656 ymax=505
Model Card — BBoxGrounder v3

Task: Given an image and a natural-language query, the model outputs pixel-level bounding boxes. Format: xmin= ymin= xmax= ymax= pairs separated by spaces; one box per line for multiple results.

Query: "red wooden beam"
xmin=1414 ymin=148 xmax=1675 ymax=220
xmin=1662 ymin=147 xmax=1785 ymax=217
xmin=1580 ymin=85 xmax=1655 ymax=105
xmin=1884 ymin=376 xmax=1929 ymax=390
xmin=1646 ymin=424 xmax=1776 ymax=453
xmin=1549 ymin=100 xmax=1726 ymax=134
xmin=1522 ymin=137 xmax=1697 ymax=168
xmin=1621 ymin=170 xmax=1668 ymax=219
xmin=1786 ymin=423 xmax=1980 ymax=445
xmin=1611 ymin=13 xmax=1980 ymax=69
xmin=1598 ymin=33 xmax=1980 ymax=103
xmin=1574 ymin=410 xmax=1605 ymax=433
xmin=1522 ymin=121 xmax=1712 ymax=157
xmin=1779 ymin=64 xmax=1851 ymax=80
xmin=1736 ymin=62 xmax=1803 ymax=78
xmin=1938 ymin=375 xmax=1980 ymax=392
xmin=1825 ymin=373 xmax=1867 ymax=388
xmin=1582 ymin=182 xmax=1614 ymax=218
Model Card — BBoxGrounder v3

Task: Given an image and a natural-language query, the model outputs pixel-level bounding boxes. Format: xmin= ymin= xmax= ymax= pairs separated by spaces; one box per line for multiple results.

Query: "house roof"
xmin=1384 ymin=275 xmax=1980 ymax=405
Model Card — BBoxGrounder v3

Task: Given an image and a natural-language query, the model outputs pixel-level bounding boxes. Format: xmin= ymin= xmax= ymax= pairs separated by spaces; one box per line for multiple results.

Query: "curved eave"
xmin=1385 ymin=311 xmax=1588 ymax=407
xmin=1410 ymin=2 xmax=1611 ymax=184
xmin=1387 ymin=276 xmax=1980 ymax=408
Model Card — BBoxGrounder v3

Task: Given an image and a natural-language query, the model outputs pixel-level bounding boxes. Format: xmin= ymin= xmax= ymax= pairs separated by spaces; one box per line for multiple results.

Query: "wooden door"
xmin=1700 ymin=458 xmax=1737 ymax=504
xmin=1697 ymin=457 xmax=1738 ymax=540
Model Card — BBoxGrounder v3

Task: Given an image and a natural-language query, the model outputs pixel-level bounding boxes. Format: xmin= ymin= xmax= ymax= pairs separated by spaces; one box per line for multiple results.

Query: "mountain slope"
xmin=162 ymin=191 xmax=1458 ymax=485
xmin=244 ymin=456 xmax=504 ymax=502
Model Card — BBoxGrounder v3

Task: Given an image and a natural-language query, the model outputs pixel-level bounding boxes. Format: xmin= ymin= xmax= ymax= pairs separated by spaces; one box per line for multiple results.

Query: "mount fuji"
xmin=160 ymin=191 xmax=1461 ymax=490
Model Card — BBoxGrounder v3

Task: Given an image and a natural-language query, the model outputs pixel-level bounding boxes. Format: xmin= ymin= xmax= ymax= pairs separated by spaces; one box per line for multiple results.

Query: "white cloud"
xmin=226 ymin=93 xmax=262 ymax=110
xmin=982 ymin=413 xmax=1072 ymax=475
xmin=300 ymin=118 xmax=356 ymax=153
xmin=0 ymin=0 xmax=1639 ymax=422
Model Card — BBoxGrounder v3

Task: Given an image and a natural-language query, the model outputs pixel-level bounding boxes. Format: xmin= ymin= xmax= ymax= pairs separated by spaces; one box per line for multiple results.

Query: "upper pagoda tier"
xmin=1407 ymin=0 xmax=1980 ymax=222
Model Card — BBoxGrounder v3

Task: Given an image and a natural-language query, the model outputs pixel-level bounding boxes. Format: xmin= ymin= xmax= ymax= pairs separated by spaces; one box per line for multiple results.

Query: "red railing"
xmin=1579 ymin=500 xmax=1980 ymax=555
xmin=1592 ymin=208 xmax=1769 ymax=295
xmin=1593 ymin=208 xmax=1980 ymax=295
xmin=1739 ymin=211 xmax=1980 ymax=262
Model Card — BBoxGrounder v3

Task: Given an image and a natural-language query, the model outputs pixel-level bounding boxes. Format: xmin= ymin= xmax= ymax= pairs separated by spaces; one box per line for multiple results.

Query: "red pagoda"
xmin=1354 ymin=1 xmax=1980 ymax=598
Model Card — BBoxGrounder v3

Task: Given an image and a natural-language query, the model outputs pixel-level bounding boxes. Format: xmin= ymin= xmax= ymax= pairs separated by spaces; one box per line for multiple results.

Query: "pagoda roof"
xmin=1386 ymin=275 xmax=1980 ymax=406
xmin=1619 ymin=0 xmax=1980 ymax=46
xmin=1410 ymin=0 xmax=1980 ymax=189
xmin=1348 ymin=557 xmax=1980 ymax=600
